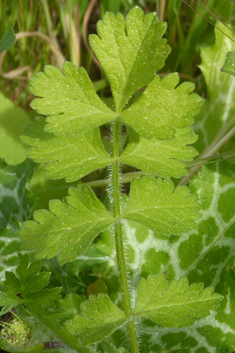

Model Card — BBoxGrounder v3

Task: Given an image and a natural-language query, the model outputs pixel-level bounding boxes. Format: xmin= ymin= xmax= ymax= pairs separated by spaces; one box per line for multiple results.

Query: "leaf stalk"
xmin=112 ymin=118 xmax=140 ymax=353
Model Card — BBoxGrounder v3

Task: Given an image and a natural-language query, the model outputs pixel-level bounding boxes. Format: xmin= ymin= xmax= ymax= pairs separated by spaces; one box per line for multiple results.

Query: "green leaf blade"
xmin=123 ymin=176 xmax=200 ymax=235
xmin=120 ymin=74 xmax=203 ymax=139
xmin=30 ymin=62 xmax=115 ymax=136
xmin=0 ymin=93 xmax=31 ymax=165
xmin=3 ymin=254 xmax=51 ymax=296
xmin=22 ymin=117 xmax=112 ymax=182
xmin=0 ymin=291 xmax=23 ymax=308
xmin=25 ymin=287 xmax=62 ymax=308
xmin=0 ymin=27 xmax=16 ymax=54
xmin=0 ymin=255 xmax=62 ymax=318
xmin=19 ymin=186 xmax=114 ymax=264
xmin=134 ymin=275 xmax=222 ymax=328
xmin=24 ymin=272 xmax=51 ymax=294
xmin=120 ymin=127 xmax=198 ymax=179
xmin=0 ymin=291 xmax=24 ymax=316
xmin=89 ymin=6 xmax=170 ymax=111
xmin=221 ymin=51 xmax=235 ymax=77
xmin=65 ymin=293 xmax=126 ymax=346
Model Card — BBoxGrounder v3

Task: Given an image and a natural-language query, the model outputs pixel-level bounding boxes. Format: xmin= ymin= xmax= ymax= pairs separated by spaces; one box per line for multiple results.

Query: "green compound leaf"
xmin=221 ymin=51 xmax=235 ymax=77
xmin=0 ymin=254 xmax=61 ymax=316
xmin=120 ymin=73 xmax=203 ymax=139
xmin=22 ymin=117 xmax=112 ymax=182
xmin=19 ymin=186 xmax=114 ymax=264
xmin=89 ymin=6 xmax=170 ymax=111
xmin=0 ymin=291 xmax=23 ymax=311
xmin=0 ymin=26 xmax=16 ymax=54
xmin=134 ymin=275 xmax=222 ymax=328
xmin=3 ymin=254 xmax=50 ymax=295
xmin=30 ymin=62 xmax=115 ymax=136
xmin=0 ymin=93 xmax=31 ymax=165
xmin=123 ymin=176 xmax=200 ymax=235
xmin=65 ymin=293 xmax=126 ymax=346
xmin=120 ymin=127 xmax=198 ymax=179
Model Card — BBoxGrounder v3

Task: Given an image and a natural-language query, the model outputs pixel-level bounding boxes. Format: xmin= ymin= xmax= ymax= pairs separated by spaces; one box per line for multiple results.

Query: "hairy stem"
xmin=112 ymin=119 xmax=140 ymax=353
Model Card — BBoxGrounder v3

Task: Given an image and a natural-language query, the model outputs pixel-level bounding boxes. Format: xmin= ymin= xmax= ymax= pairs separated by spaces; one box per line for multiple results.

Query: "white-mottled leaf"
xmin=0 ymin=160 xmax=35 ymax=280
xmin=195 ymin=23 xmax=235 ymax=153
xmin=222 ymin=51 xmax=235 ymax=77
xmin=134 ymin=275 xmax=222 ymax=327
xmin=96 ymin=163 xmax=235 ymax=351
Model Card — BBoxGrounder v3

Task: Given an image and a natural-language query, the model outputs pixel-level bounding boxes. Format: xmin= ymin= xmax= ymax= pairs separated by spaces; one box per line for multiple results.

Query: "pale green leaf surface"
xmin=120 ymin=127 xmax=198 ymax=179
xmin=22 ymin=117 xmax=112 ymax=182
xmin=89 ymin=6 xmax=170 ymax=111
xmin=0 ymin=26 xmax=16 ymax=54
xmin=65 ymin=293 xmax=126 ymax=346
xmin=120 ymin=73 xmax=203 ymax=139
xmin=195 ymin=23 xmax=235 ymax=153
xmin=134 ymin=275 xmax=222 ymax=327
xmin=221 ymin=51 xmax=235 ymax=77
xmin=30 ymin=62 xmax=115 ymax=136
xmin=19 ymin=186 xmax=114 ymax=264
xmin=0 ymin=93 xmax=31 ymax=165
xmin=123 ymin=176 xmax=200 ymax=235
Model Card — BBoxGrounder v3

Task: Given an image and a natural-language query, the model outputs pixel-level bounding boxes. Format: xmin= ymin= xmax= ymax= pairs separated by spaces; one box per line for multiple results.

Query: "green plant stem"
xmin=158 ymin=0 xmax=166 ymax=21
xmin=40 ymin=0 xmax=53 ymax=37
xmin=112 ymin=119 xmax=140 ymax=353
